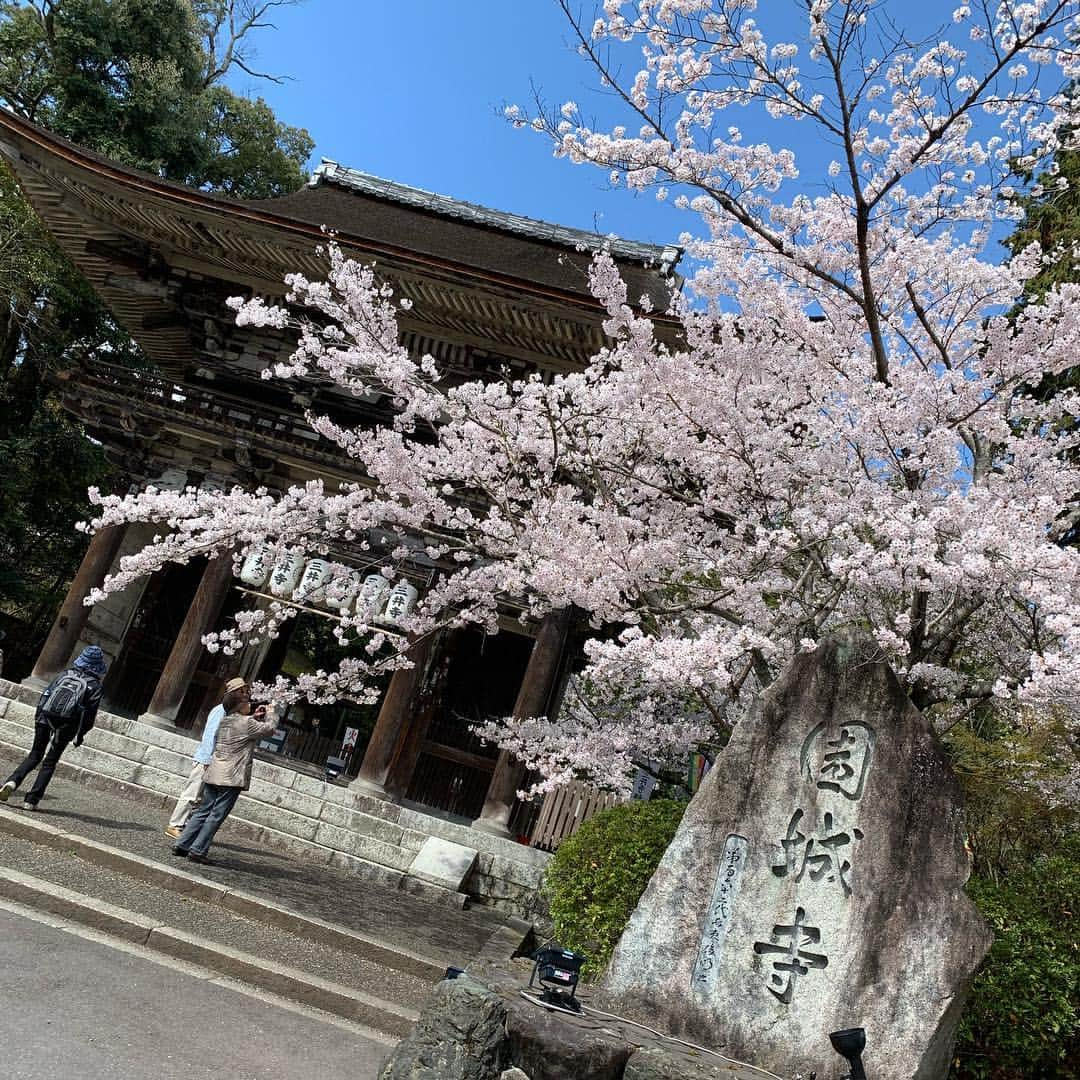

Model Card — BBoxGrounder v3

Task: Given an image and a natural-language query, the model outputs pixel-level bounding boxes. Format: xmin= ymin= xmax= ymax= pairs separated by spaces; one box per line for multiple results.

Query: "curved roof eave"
xmin=0 ymin=109 xmax=683 ymax=318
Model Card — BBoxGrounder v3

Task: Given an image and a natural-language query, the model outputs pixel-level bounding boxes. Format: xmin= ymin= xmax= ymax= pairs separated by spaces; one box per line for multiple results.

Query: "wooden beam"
xmin=85 ymin=237 xmax=152 ymax=271
xmin=417 ymin=740 xmax=497 ymax=774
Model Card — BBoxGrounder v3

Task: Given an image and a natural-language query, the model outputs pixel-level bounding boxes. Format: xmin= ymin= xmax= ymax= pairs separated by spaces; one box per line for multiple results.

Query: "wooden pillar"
xmin=473 ymin=608 xmax=572 ymax=838
xmin=26 ymin=524 xmax=128 ymax=687
xmin=385 ymin=632 xmax=452 ymax=798
xmin=139 ymin=551 xmax=235 ymax=728
xmin=351 ymin=632 xmax=439 ymax=800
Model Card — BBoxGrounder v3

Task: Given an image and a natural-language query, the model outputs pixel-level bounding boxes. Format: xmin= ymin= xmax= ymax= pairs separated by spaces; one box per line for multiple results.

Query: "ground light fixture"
xmin=829 ymin=1027 xmax=868 ymax=1080
xmin=528 ymin=943 xmax=587 ymax=1012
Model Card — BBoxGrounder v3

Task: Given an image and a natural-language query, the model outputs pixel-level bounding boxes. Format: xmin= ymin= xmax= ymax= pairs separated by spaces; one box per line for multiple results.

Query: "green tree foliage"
xmin=1006 ymin=130 xmax=1080 ymax=302
xmin=0 ymin=0 xmax=206 ymax=171
xmin=0 ymin=0 xmax=313 ymax=672
xmin=946 ymin=705 xmax=1078 ymax=880
xmin=0 ymin=160 xmax=140 ymax=665
xmin=0 ymin=0 xmax=313 ymax=193
xmin=196 ymin=84 xmax=314 ymax=198
xmin=541 ymin=799 xmax=687 ymax=981
xmin=952 ymin=837 xmax=1079 ymax=1080
xmin=0 ymin=397 xmax=113 ymax=637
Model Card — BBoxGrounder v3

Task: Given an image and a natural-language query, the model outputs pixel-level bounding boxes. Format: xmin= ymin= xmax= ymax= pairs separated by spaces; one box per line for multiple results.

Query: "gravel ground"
xmin=0 ymin=829 xmax=434 ymax=1007
xmin=0 ymin=746 xmax=507 ymax=969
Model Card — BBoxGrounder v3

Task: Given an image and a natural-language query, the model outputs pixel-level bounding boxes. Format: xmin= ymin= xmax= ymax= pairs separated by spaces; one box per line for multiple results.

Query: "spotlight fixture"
xmin=829 ymin=1027 xmax=868 ymax=1080
xmin=528 ymin=943 xmax=587 ymax=1012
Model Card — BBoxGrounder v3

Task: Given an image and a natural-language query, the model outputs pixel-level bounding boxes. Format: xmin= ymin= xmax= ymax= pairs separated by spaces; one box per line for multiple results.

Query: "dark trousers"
xmin=5 ymin=717 xmax=77 ymax=805
xmin=175 ymin=783 xmax=241 ymax=856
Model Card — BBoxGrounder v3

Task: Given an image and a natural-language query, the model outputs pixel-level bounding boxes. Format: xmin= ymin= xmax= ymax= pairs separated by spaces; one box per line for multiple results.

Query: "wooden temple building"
xmin=0 ymin=108 xmax=680 ymax=853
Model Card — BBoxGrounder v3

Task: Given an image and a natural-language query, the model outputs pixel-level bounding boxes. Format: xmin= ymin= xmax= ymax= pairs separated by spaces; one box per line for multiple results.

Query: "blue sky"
xmin=229 ymin=0 xmax=676 ymax=241
xmin=227 ymin=0 xmax=1020 ymax=253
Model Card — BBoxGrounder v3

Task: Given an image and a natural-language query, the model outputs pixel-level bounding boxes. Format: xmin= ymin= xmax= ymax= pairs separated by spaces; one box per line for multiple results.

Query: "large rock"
xmin=378 ymin=975 xmax=508 ymax=1080
xmin=506 ymin=999 xmax=632 ymax=1080
xmin=623 ymin=1046 xmax=748 ymax=1079
xmin=601 ymin=635 xmax=991 ymax=1080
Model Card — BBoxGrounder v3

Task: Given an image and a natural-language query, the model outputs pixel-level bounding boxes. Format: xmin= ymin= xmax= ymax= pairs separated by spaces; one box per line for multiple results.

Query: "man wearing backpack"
xmin=0 ymin=645 xmax=107 ymax=810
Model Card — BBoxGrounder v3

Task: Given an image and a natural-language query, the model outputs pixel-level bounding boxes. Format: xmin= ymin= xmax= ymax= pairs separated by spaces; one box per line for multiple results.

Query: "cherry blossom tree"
xmin=86 ymin=0 xmax=1080 ymax=798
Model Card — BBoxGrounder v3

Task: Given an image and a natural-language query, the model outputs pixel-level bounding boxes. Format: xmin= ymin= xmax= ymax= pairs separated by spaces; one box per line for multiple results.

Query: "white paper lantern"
xmin=355 ymin=573 xmax=390 ymax=619
xmin=268 ymin=552 xmax=304 ymax=597
xmin=324 ymin=567 xmax=362 ymax=612
xmin=238 ymin=545 xmax=272 ymax=588
xmin=380 ymin=580 xmax=419 ymax=627
xmin=293 ymin=558 xmax=333 ymax=605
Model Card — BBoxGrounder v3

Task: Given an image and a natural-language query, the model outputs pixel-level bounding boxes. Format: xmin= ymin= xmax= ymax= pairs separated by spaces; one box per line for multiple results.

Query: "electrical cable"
xmin=517 ymin=989 xmax=787 ymax=1080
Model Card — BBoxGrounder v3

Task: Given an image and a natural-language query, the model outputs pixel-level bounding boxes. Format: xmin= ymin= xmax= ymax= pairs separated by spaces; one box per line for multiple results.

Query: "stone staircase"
xmin=0 ymin=680 xmax=548 ymax=918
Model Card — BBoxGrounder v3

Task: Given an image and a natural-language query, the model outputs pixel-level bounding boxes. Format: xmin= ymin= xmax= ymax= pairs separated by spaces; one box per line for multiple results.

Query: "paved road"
xmin=0 ymin=906 xmax=390 ymax=1080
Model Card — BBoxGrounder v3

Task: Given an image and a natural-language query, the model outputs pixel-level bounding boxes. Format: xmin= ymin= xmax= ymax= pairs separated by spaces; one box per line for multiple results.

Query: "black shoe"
xmin=187 ymin=852 xmax=212 ymax=865
xmin=21 ymin=801 xmax=39 ymax=812
xmin=172 ymin=846 xmax=189 ymax=858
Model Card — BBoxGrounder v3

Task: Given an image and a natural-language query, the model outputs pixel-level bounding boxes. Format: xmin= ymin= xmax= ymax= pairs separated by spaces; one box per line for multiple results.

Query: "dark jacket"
xmin=37 ymin=667 xmax=103 ymax=746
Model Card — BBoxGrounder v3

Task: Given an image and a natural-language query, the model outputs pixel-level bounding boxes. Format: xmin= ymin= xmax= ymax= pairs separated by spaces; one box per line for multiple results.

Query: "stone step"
xmin=397 ymin=805 xmax=549 ymax=886
xmin=0 ymin=705 xmax=196 ymax=775
xmin=0 ymin=806 xmax=448 ymax=982
xmin=0 ymin=725 xmax=462 ymax=900
xmin=0 ymin=718 xmax=186 ymax=795
xmin=0 ymin=717 xmax=186 ymax=795
xmin=0 ymin=688 xmax=551 ymax=916
xmin=0 ymin=711 xmax=432 ymax=854
xmin=2 ymin=695 xmax=410 ymax=822
xmin=233 ymin=801 xmax=419 ymax=874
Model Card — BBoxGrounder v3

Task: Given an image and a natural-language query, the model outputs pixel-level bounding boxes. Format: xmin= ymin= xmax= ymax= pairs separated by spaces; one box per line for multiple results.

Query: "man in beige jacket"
xmin=171 ymin=683 xmax=276 ymax=864
xmin=165 ymin=676 xmax=248 ymax=838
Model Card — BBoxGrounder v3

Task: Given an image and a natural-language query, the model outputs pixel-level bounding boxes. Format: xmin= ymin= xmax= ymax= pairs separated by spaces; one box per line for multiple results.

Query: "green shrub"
xmin=541 ymin=799 xmax=686 ymax=981
xmin=952 ymin=835 xmax=1079 ymax=1079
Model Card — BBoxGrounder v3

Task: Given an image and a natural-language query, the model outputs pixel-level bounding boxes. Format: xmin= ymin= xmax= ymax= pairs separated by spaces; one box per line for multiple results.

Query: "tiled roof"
xmin=309 ymin=160 xmax=681 ymax=270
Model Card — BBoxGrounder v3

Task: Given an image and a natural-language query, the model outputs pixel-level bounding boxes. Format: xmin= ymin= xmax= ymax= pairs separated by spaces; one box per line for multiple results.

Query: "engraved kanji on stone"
xmin=800 ymin=720 xmax=875 ymax=801
xmin=752 ymin=907 xmax=828 ymax=1004
xmin=692 ymin=834 xmax=748 ymax=993
xmin=772 ymin=808 xmax=864 ymax=896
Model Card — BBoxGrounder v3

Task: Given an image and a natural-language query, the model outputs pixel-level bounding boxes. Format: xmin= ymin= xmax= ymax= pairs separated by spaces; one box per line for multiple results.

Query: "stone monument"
xmin=601 ymin=634 xmax=991 ymax=1080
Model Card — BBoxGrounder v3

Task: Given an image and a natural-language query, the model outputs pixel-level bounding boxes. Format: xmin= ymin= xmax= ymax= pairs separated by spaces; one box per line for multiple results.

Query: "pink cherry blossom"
xmin=85 ymin=1 xmax=1080 ymax=799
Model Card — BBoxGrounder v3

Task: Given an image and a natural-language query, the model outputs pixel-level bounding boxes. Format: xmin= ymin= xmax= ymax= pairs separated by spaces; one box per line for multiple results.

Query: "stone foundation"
xmin=378 ymin=927 xmax=777 ymax=1080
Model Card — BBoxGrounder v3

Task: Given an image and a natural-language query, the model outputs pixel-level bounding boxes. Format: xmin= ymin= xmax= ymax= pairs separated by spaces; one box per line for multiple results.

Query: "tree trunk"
xmin=0 ymin=303 xmax=24 ymax=413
